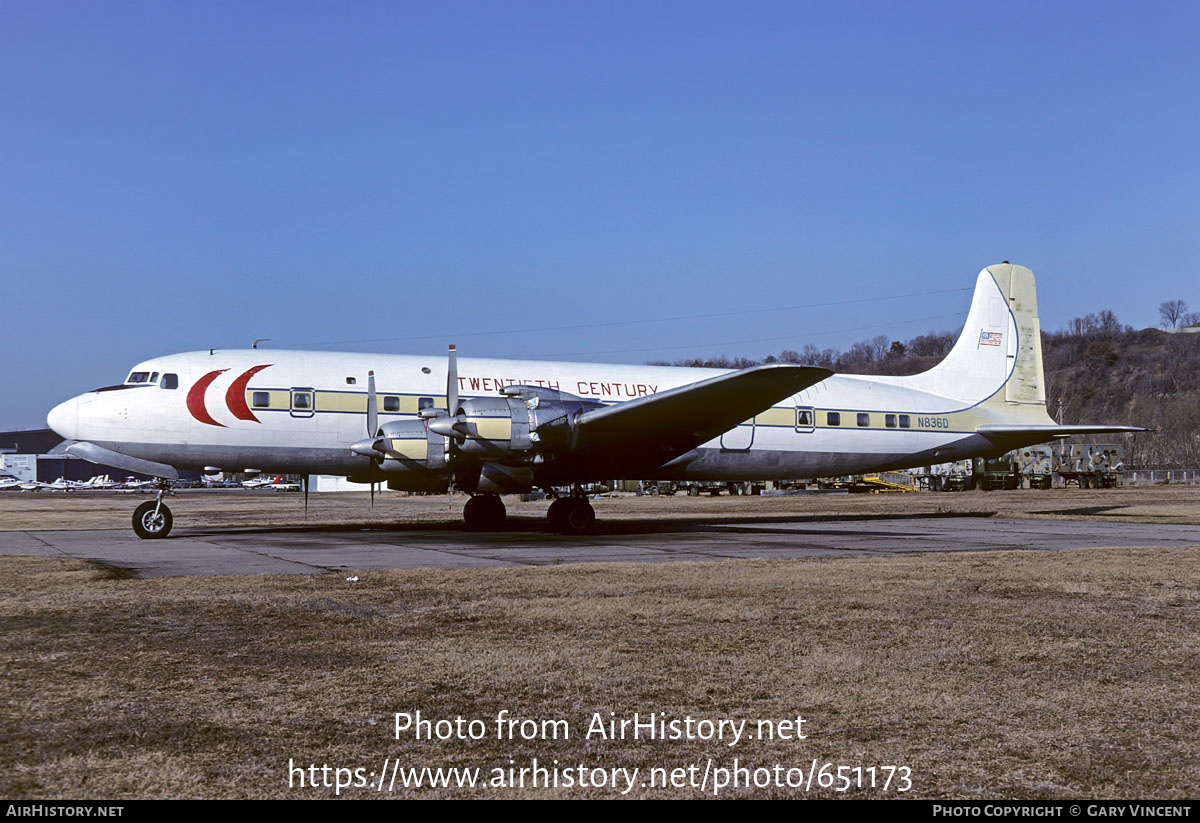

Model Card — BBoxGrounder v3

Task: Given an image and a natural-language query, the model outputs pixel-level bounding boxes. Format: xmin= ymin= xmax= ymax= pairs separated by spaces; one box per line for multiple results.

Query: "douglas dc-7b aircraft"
xmin=47 ymin=263 xmax=1143 ymax=538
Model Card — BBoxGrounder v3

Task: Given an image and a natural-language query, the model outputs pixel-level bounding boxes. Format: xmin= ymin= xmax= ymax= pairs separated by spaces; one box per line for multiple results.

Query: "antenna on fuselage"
xmin=252 ymin=338 xmax=270 ymax=349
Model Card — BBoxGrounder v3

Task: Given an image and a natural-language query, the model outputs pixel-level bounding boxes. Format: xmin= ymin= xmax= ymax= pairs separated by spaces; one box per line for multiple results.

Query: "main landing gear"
xmin=461 ymin=489 xmax=595 ymax=534
xmin=547 ymin=488 xmax=595 ymax=535
xmin=132 ymin=479 xmax=173 ymax=539
xmin=463 ymin=493 xmax=507 ymax=530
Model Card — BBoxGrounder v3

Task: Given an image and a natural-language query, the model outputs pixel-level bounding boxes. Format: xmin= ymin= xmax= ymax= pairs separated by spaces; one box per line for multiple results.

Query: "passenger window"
xmin=899 ymin=415 xmax=911 ymax=428
xmin=857 ymin=413 xmax=870 ymax=427
xmin=795 ymin=406 xmax=815 ymax=433
xmin=252 ymin=392 xmax=270 ymax=408
xmin=827 ymin=412 xmax=841 ymax=426
xmin=885 ymin=414 xmax=896 ymax=428
xmin=418 ymin=397 xmax=434 ymax=411
xmin=383 ymin=396 xmax=401 ymax=413
xmin=346 ymin=377 xmax=357 ymax=385
xmin=294 ymin=392 xmax=312 ymax=410
xmin=160 ymin=374 xmax=178 ymax=390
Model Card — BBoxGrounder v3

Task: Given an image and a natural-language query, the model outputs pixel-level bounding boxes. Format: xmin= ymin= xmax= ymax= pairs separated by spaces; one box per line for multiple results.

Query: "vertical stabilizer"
xmin=900 ymin=263 xmax=1051 ymax=421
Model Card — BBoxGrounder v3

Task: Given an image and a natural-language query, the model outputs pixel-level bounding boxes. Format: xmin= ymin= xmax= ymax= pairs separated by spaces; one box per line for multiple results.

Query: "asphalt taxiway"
xmin=4 ymin=515 xmax=1199 ymax=578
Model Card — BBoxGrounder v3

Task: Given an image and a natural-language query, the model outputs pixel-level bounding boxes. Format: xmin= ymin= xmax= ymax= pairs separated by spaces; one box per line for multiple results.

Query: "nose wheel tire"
xmin=132 ymin=501 xmax=173 ymax=539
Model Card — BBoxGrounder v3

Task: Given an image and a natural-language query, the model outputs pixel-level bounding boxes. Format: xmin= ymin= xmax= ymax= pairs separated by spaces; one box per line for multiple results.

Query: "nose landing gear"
xmin=132 ymin=479 xmax=173 ymax=539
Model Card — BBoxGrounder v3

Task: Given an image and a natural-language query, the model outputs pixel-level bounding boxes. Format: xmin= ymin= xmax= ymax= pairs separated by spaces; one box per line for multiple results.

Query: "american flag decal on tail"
xmin=979 ymin=330 xmax=1003 ymax=347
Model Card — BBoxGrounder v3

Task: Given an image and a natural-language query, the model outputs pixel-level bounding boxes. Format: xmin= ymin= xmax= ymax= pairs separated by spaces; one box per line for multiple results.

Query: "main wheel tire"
xmin=132 ymin=501 xmax=172 ymax=540
xmin=547 ymin=497 xmax=568 ymax=532
xmin=559 ymin=499 xmax=595 ymax=535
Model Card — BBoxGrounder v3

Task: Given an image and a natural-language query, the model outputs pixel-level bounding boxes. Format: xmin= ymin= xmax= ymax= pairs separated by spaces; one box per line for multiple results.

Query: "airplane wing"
xmin=565 ymin=364 xmax=832 ymax=473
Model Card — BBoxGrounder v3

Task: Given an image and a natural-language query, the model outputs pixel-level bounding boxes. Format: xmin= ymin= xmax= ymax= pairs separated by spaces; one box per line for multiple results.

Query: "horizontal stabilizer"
xmin=978 ymin=424 xmax=1149 ymax=437
xmin=976 ymin=424 xmax=1149 ymax=449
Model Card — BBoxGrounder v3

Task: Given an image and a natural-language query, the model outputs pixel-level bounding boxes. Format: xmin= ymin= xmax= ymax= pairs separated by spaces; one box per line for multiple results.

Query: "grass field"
xmin=1 ymin=488 xmax=1198 ymax=798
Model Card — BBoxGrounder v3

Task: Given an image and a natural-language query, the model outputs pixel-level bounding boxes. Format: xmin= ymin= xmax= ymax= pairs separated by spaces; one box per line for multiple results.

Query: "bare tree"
xmin=838 ymin=341 xmax=875 ymax=373
xmin=1159 ymin=299 xmax=1188 ymax=329
xmin=797 ymin=345 xmax=836 ymax=369
xmin=908 ymin=330 xmax=954 ymax=357
xmin=1096 ymin=309 xmax=1122 ymax=333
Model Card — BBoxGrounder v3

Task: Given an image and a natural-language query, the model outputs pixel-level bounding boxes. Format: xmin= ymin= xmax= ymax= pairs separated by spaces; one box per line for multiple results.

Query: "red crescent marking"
xmin=225 ymin=364 xmax=273 ymax=423
xmin=187 ymin=369 xmax=229 ymax=427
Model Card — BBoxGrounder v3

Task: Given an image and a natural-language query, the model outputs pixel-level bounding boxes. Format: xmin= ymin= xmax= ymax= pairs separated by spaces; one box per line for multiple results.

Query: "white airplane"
xmin=46 ymin=263 xmax=1143 ymax=539
xmin=242 ymin=474 xmax=300 ymax=491
xmin=15 ymin=477 xmax=79 ymax=491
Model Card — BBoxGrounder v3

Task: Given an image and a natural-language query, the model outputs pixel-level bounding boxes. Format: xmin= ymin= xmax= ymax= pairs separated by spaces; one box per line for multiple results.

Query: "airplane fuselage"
xmin=48 ymin=347 xmax=1020 ymax=486
xmin=48 ymin=264 xmax=1148 ymax=537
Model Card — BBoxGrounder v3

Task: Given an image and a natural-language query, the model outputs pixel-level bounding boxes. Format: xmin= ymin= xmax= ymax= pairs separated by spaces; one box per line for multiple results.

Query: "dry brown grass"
xmin=2 ymin=546 xmax=1197 ymax=799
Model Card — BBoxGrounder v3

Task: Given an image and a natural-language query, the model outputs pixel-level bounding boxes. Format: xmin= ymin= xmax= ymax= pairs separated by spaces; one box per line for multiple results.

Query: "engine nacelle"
xmin=347 ymin=419 xmax=448 ymax=491
xmin=376 ymin=418 xmax=446 ymax=472
xmin=446 ymin=391 xmax=604 ymax=458
xmin=444 ymin=396 xmax=529 ymax=456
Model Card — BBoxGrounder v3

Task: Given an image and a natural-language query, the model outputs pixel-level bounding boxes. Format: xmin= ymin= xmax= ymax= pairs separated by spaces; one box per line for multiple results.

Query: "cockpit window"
xmin=126 ymin=371 xmax=152 ymax=384
xmin=160 ymin=374 xmax=178 ymax=390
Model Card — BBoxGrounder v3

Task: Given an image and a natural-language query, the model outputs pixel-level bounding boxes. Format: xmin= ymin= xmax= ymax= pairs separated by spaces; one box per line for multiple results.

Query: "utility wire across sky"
xmin=289 ymin=287 xmax=973 ymax=350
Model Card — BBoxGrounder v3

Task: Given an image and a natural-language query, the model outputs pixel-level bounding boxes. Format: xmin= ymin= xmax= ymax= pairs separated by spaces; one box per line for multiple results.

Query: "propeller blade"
xmin=367 ymin=370 xmax=378 ymax=437
xmin=367 ymin=370 xmax=378 ymax=518
xmin=447 ymin=345 xmax=458 ymax=417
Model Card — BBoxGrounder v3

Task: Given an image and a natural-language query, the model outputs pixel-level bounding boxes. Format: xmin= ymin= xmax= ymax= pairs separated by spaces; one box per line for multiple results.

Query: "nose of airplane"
xmin=47 ymin=396 xmax=80 ymax=441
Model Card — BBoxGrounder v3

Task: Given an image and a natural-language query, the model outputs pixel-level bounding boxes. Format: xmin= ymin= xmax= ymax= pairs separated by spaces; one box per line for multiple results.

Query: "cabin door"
xmin=720 ymin=417 xmax=755 ymax=450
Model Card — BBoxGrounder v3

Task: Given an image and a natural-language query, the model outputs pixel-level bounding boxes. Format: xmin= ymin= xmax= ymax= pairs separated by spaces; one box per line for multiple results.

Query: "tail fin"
xmin=901 ymin=263 xmax=1050 ymax=421
xmin=903 ymin=263 xmax=1146 ymax=443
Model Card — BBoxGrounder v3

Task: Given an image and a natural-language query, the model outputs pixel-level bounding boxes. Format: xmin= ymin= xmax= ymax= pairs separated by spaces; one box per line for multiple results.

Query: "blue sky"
xmin=3 ymin=0 xmax=1198 ymax=429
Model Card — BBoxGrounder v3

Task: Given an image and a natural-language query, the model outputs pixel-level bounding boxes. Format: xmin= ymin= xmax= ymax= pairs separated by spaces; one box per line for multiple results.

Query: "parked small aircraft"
xmin=47 ymin=263 xmax=1143 ymax=538
xmin=242 ymin=474 xmax=300 ymax=491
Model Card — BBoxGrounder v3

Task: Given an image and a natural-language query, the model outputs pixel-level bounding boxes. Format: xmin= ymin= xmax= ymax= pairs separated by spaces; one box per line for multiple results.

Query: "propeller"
xmin=347 ymin=346 xmax=462 ymax=500
xmin=447 ymin=344 xmax=458 ymax=419
xmin=429 ymin=344 xmax=471 ymax=438
xmin=367 ymin=370 xmax=378 ymax=513
xmin=445 ymin=345 xmax=458 ymax=502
